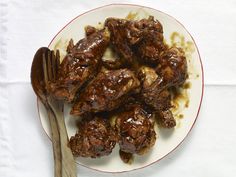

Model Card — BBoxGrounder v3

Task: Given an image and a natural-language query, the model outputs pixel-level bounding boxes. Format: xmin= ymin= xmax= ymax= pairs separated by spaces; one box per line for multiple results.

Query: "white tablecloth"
xmin=0 ymin=0 xmax=236 ymax=177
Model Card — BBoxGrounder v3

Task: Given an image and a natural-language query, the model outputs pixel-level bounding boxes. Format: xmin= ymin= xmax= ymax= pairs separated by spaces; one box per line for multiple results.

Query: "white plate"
xmin=38 ymin=4 xmax=204 ymax=173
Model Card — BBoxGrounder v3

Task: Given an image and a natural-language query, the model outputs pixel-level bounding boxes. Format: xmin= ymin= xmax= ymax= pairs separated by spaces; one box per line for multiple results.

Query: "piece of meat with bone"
xmin=48 ymin=29 xmax=110 ymax=102
xmin=69 ymin=116 xmax=117 ymax=158
xmin=156 ymin=110 xmax=176 ymax=128
xmin=115 ymin=104 xmax=156 ymax=163
xmin=138 ymin=66 xmax=171 ymax=111
xmin=105 ymin=16 xmax=165 ymax=65
xmin=157 ymin=47 xmax=188 ymax=87
xmin=137 ymin=66 xmax=176 ymax=128
xmin=133 ymin=16 xmax=166 ymax=64
xmin=70 ymin=69 xmax=140 ymax=116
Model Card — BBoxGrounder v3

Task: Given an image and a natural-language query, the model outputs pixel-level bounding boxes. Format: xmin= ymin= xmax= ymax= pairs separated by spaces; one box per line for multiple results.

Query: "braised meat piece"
xmin=151 ymin=89 xmax=172 ymax=111
xmin=105 ymin=18 xmax=135 ymax=65
xmin=48 ymin=29 xmax=110 ymax=102
xmin=71 ymin=69 xmax=140 ymax=116
xmin=69 ymin=116 xmax=117 ymax=158
xmin=157 ymin=47 xmax=188 ymax=87
xmin=156 ymin=110 xmax=176 ymax=128
xmin=105 ymin=16 xmax=165 ymax=65
xmin=133 ymin=16 xmax=166 ymax=64
xmin=115 ymin=104 xmax=156 ymax=161
xmin=137 ymin=66 xmax=176 ymax=128
xmin=138 ymin=66 xmax=171 ymax=111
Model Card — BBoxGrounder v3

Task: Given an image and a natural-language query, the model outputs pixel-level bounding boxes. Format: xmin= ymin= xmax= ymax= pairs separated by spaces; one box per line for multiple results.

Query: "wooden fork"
xmin=42 ymin=50 xmax=77 ymax=177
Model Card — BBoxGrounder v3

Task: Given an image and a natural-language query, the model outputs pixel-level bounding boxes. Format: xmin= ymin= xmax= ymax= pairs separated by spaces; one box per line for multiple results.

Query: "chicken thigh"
xmin=48 ymin=29 xmax=110 ymax=102
xmin=71 ymin=69 xmax=140 ymax=116
xmin=115 ymin=104 xmax=156 ymax=163
xmin=69 ymin=116 xmax=117 ymax=158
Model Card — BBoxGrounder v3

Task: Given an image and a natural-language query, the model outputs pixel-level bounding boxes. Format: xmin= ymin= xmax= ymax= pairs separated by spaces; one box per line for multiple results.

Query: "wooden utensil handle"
xmin=46 ymin=104 xmax=63 ymax=177
xmin=47 ymin=100 xmax=77 ymax=177
xmin=53 ymin=103 xmax=77 ymax=177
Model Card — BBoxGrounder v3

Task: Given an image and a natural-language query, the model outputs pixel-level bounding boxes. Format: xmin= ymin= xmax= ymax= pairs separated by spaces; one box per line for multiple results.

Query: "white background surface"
xmin=0 ymin=0 xmax=236 ymax=177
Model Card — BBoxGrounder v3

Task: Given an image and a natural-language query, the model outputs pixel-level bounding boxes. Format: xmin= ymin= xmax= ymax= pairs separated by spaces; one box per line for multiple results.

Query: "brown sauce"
xmin=172 ymin=86 xmax=189 ymax=106
xmin=126 ymin=12 xmax=138 ymax=20
xmin=170 ymin=81 xmax=191 ymax=121
xmin=183 ymin=82 xmax=191 ymax=89
xmin=177 ymin=114 xmax=184 ymax=119
xmin=170 ymin=32 xmax=195 ymax=54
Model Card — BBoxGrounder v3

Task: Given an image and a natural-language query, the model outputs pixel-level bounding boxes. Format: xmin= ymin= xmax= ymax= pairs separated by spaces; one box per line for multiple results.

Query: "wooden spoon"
xmin=31 ymin=47 xmax=76 ymax=177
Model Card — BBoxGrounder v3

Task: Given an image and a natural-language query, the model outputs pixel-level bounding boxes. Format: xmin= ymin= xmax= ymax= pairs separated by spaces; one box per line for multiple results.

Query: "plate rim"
xmin=37 ymin=3 xmax=204 ymax=173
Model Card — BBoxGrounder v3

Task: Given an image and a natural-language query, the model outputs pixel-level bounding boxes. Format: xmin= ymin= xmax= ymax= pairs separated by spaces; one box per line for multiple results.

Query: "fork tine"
xmin=42 ymin=52 xmax=49 ymax=89
xmin=51 ymin=50 xmax=56 ymax=82
xmin=47 ymin=51 xmax=52 ymax=82
xmin=55 ymin=50 xmax=60 ymax=79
